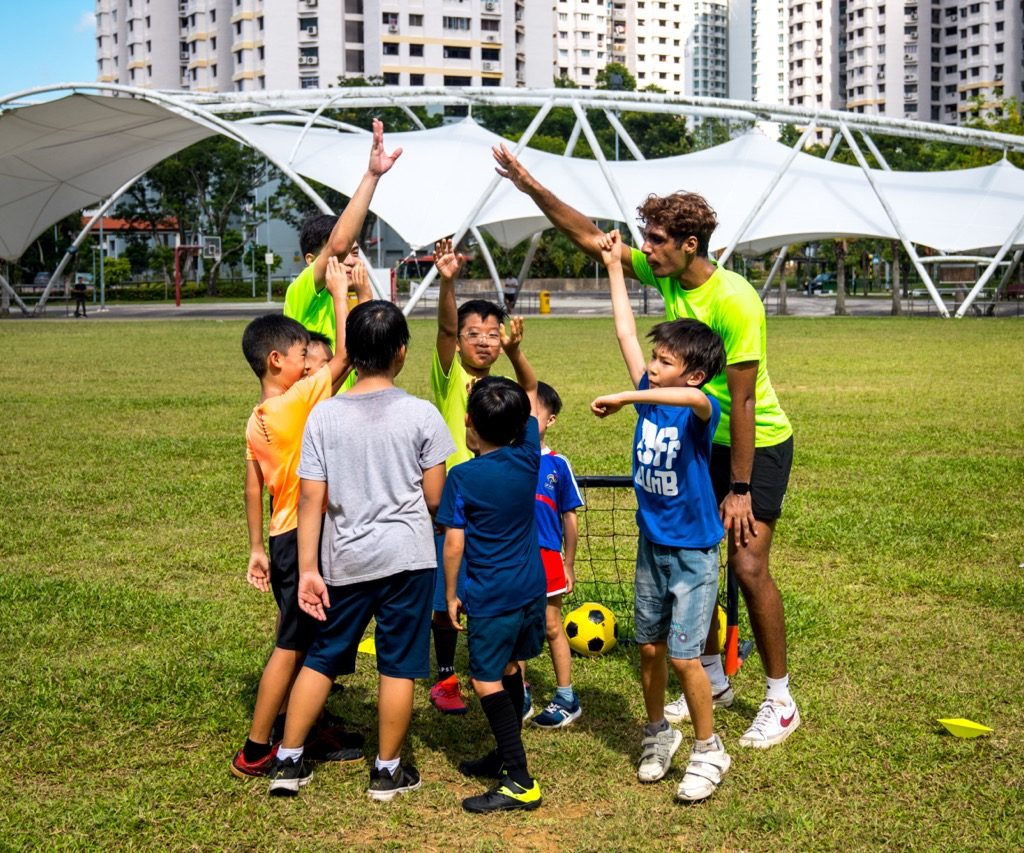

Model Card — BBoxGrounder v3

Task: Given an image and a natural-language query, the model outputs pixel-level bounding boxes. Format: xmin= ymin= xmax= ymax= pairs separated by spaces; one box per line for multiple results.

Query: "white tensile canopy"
xmin=3 ymin=85 xmax=1024 ymax=318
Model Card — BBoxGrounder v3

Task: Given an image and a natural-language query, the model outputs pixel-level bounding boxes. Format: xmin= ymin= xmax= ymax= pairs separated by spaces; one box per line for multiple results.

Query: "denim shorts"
xmin=634 ymin=531 xmax=719 ymax=660
xmin=467 ymin=594 xmax=547 ymax=682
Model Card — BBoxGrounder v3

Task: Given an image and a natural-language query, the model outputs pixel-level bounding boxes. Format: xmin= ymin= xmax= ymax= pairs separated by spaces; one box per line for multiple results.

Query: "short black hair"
xmin=299 ymin=213 xmax=339 ymax=259
xmin=536 ymin=381 xmax=563 ymax=416
xmin=345 ymin=300 xmax=409 ymax=375
xmin=457 ymin=299 xmax=506 ymax=334
xmin=467 ymin=376 xmax=530 ymax=447
xmin=647 ymin=319 xmax=726 ymax=387
xmin=242 ymin=314 xmax=309 ymax=379
xmin=306 ymin=331 xmax=333 ymax=355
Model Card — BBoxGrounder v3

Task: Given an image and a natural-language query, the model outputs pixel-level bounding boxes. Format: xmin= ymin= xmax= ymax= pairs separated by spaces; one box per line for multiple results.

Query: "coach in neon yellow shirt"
xmin=493 ymin=145 xmax=800 ymax=751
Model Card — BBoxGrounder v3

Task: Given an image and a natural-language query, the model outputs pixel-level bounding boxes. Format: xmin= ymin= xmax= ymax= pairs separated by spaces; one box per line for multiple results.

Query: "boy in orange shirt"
xmin=231 ymin=258 xmax=355 ymax=777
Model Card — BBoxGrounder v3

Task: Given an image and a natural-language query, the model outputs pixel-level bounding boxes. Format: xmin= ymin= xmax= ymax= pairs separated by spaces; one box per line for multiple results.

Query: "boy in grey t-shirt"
xmin=268 ymin=301 xmax=454 ymax=803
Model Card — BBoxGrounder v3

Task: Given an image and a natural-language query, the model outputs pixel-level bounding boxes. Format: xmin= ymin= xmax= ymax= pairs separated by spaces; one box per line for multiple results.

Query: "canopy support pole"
xmin=402 ymin=99 xmax=556 ymax=316
xmin=955 ymin=211 xmax=1024 ymax=317
xmin=570 ymin=101 xmax=643 ymax=245
xmin=470 ymin=225 xmax=505 ymax=303
xmin=718 ymin=120 xmax=817 ymax=267
xmin=759 ymin=247 xmax=789 ymax=300
xmin=33 ymin=172 xmax=147 ymax=314
xmin=602 ymin=109 xmax=646 ymax=160
xmin=837 ymin=123 xmax=948 ymax=317
xmin=0 ymin=270 xmax=30 ymax=314
xmin=860 ymin=131 xmax=891 ymax=170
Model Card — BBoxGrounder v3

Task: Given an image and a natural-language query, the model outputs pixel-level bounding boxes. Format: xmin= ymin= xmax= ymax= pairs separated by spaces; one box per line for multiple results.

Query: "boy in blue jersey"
xmin=590 ymin=230 xmax=731 ymax=803
xmin=437 ymin=370 xmax=547 ymax=814
xmin=522 ymin=381 xmax=585 ymax=729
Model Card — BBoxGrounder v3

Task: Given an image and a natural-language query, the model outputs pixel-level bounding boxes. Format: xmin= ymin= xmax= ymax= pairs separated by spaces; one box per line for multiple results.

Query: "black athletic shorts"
xmin=709 ymin=435 xmax=793 ymax=522
xmin=269 ymin=528 xmax=319 ymax=652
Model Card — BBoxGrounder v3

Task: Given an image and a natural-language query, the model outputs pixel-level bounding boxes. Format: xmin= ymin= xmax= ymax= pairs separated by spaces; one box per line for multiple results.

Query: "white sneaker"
xmin=738 ymin=699 xmax=801 ymax=749
xmin=664 ymin=684 xmax=735 ymax=723
xmin=676 ymin=735 xmax=731 ymax=802
xmin=637 ymin=727 xmax=683 ymax=783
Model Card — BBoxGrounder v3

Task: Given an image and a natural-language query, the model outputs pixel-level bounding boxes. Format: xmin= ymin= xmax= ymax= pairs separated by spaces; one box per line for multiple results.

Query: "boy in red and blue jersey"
xmin=522 ymin=381 xmax=585 ymax=729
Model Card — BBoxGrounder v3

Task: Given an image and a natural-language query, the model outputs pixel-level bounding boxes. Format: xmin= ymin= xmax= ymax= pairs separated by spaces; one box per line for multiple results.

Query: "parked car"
xmin=806 ymin=272 xmax=837 ymax=294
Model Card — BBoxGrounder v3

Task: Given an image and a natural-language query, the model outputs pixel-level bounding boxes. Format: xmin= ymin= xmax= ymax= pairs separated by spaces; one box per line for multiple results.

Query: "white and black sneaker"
xmin=367 ymin=764 xmax=422 ymax=802
xmin=268 ymin=756 xmax=313 ymax=797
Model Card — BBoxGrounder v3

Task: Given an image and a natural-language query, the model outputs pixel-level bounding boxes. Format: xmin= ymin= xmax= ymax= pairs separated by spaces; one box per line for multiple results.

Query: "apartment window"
xmin=383 ymin=72 xmax=400 ymax=84
xmin=382 ymin=13 xmax=398 ymax=26
xmin=301 ymin=76 xmax=319 ymax=89
xmin=995 ymin=42 xmax=1004 ymax=53
xmin=211 ymin=37 xmax=216 ymax=50
xmin=481 ymin=19 xmax=499 ymax=31
xmin=235 ymin=22 xmax=242 ymax=35
xmin=383 ymin=42 xmax=399 ymax=55
xmin=211 ymin=64 xmax=217 ymax=78
xmin=259 ymin=46 xmax=265 ymax=60
xmin=995 ymin=21 xmax=1004 ymax=32
xmin=444 ymin=46 xmax=471 ymax=59
xmin=443 ymin=75 xmax=472 ymax=85
xmin=409 ymin=43 xmax=424 ymax=57
xmin=410 ymin=73 xmax=424 ymax=85
xmin=482 ymin=48 xmax=500 ymax=61
xmin=443 ymin=16 xmax=471 ymax=30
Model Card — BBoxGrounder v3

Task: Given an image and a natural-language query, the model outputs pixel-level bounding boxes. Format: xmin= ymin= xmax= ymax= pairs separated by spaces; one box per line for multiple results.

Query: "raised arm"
xmin=324 ymin=256 xmax=354 ymax=393
xmin=434 ymin=237 xmax=463 ymax=374
xmin=500 ymin=315 xmax=538 ymax=415
xmin=599 ymin=230 xmax=645 ymax=388
xmin=244 ymin=460 xmax=269 ymax=592
xmin=311 ymin=119 xmax=402 ymax=290
xmin=493 ymin=143 xmax=638 ymax=280
xmin=590 ymin=386 xmax=713 ymax=421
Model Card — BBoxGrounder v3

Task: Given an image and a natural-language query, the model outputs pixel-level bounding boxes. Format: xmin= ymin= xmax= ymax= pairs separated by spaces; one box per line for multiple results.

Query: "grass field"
xmin=2 ymin=315 xmax=1022 ymax=851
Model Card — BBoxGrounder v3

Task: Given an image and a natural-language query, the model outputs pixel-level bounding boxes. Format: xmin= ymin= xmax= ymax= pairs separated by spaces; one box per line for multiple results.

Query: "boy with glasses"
xmin=427 ymin=237 xmax=532 ymax=715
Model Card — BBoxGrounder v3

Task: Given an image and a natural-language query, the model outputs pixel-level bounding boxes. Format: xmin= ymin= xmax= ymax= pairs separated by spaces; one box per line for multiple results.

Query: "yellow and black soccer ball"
xmin=563 ymin=602 xmax=618 ymax=657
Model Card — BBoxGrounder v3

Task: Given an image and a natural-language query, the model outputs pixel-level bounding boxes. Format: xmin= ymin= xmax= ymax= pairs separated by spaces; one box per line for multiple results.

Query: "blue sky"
xmin=0 ymin=1 xmax=97 ymax=96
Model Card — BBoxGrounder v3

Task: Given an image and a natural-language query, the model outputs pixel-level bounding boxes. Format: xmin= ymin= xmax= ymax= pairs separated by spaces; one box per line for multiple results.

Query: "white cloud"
xmin=74 ymin=10 xmax=96 ymax=33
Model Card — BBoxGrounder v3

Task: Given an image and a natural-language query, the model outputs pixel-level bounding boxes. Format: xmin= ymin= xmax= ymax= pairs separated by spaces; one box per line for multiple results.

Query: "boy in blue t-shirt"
xmin=521 ymin=381 xmax=585 ymax=729
xmin=590 ymin=230 xmax=731 ymax=803
xmin=436 ymin=372 xmax=546 ymax=814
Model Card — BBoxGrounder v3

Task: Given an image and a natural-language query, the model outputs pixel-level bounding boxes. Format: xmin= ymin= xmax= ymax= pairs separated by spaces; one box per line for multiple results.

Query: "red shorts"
xmin=540 ymin=548 xmax=568 ymax=597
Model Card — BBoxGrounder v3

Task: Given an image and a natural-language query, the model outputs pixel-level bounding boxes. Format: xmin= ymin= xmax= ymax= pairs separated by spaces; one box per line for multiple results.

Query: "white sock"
xmin=277 ymin=746 xmax=304 ymax=763
xmin=693 ymin=734 xmax=719 ymax=752
xmin=375 ymin=755 xmax=401 ymax=774
xmin=700 ymin=654 xmax=729 ymax=690
xmin=765 ymin=675 xmax=793 ymax=705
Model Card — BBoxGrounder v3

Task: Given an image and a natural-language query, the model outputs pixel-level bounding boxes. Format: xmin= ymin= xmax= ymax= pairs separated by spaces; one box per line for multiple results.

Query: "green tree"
xmin=103 ymin=256 xmax=132 ymax=287
xmin=115 ymin=137 xmax=282 ymax=295
xmin=596 ymin=62 xmax=636 ymax=92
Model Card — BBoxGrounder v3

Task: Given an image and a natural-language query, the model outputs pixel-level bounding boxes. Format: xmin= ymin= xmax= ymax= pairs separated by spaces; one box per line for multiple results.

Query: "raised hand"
xmin=500 ymin=315 xmax=524 ymax=357
xmin=367 ymin=118 xmax=403 ymax=177
xmin=349 ymin=258 xmax=371 ymax=301
xmin=598 ymin=229 xmax=622 ymax=267
xmin=434 ymin=237 xmax=463 ymax=280
xmin=324 ymin=255 xmax=349 ymax=297
xmin=492 ymin=143 xmax=533 ymax=192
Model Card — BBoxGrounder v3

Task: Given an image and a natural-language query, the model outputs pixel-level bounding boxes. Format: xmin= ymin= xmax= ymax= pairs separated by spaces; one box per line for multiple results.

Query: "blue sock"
xmin=555 ymin=685 xmax=575 ymax=705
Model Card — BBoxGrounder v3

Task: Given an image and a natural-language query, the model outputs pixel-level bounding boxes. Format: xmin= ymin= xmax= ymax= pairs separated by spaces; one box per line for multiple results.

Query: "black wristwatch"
xmin=730 ymin=481 xmax=751 ymax=495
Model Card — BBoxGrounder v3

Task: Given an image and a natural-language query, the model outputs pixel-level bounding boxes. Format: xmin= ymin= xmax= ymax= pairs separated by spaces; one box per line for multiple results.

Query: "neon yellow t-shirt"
xmin=430 ymin=348 xmax=475 ymax=471
xmin=631 ymin=247 xmax=792 ymax=448
xmin=283 ymin=263 xmax=356 ymax=393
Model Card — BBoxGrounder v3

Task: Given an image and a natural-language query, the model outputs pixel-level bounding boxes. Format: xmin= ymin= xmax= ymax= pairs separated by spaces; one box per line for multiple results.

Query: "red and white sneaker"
xmin=230 ymin=744 xmax=278 ymax=778
xmin=738 ymin=699 xmax=801 ymax=748
xmin=429 ymin=674 xmax=468 ymax=715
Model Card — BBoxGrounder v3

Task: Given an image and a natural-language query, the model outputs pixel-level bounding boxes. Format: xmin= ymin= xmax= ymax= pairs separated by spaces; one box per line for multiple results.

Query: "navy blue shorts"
xmin=303 ymin=569 xmax=434 ymax=680
xmin=433 ymin=530 xmax=467 ymax=613
xmin=269 ymin=529 xmax=319 ymax=653
xmin=467 ymin=594 xmax=547 ymax=682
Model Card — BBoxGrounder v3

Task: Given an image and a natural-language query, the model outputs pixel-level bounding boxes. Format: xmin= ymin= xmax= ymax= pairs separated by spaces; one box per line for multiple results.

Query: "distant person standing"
xmin=73 ymin=279 xmax=88 ymax=318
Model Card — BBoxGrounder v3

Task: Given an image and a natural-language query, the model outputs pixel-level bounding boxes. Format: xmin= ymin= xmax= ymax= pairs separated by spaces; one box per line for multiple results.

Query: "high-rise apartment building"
xmin=554 ymin=0 xmax=611 ymax=87
xmin=96 ymin=0 xmax=553 ymax=93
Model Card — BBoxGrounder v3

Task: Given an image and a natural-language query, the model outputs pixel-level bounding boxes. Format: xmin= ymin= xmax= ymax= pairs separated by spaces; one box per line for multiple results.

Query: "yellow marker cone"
xmin=937 ymin=718 xmax=993 ymax=738
xmin=358 ymin=636 xmax=376 ymax=656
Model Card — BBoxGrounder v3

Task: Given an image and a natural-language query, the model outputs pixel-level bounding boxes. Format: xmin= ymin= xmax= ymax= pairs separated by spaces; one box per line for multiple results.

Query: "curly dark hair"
xmin=637 ymin=192 xmax=718 ymax=257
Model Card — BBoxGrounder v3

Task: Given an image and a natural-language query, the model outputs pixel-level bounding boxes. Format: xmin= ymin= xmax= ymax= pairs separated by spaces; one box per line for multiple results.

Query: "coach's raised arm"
xmin=492 ymin=143 xmax=640 ymax=282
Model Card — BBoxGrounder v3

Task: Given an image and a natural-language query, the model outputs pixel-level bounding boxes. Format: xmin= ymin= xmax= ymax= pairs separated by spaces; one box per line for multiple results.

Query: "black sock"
xmin=501 ymin=666 xmax=525 ymax=732
xmin=243 ymin=737 xmax=272 ymax=763
xmin=433 ymin=623 xmax=458 ymax=680
xmin=480 ymin=691 xmax=531 ymax=788
xmin=271 ymin=713 xmax=287 ymax=743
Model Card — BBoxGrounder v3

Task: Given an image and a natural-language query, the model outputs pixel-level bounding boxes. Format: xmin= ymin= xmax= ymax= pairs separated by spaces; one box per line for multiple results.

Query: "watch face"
xmin=731 ymin=482 xmax=750 ymax=495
